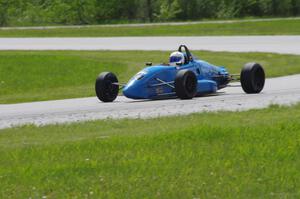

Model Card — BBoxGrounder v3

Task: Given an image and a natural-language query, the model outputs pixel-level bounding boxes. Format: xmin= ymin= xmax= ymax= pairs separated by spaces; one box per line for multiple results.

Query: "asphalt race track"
xmin=0 ymin=36 xmax=299 ymax=129
xmin=0 ymin=36 xmax=300 ymax=55
xmin=0 ymin=74 xmax=299 ymax=129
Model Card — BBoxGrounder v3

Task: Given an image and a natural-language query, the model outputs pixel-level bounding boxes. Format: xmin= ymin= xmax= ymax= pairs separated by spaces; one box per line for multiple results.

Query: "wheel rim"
xmin=104 ymin=79 xmax=118 ymax=99
xmin=253 ymin=67 xmax=265 ymax=91
xmin=184 ymin=73 xmax=197 ymax=96
xmin=186 ymin=77 xmax=195 ymax=92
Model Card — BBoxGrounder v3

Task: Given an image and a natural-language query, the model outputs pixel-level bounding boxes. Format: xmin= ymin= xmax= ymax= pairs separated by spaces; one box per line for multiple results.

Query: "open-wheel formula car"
xmin=95 ymin=45 xmax=265 ymax=102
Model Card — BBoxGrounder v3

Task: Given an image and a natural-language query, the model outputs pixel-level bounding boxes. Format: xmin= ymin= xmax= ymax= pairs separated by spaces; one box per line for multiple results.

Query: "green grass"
xmin=0 ymin=19 xmax=300 ymax=37
xmin=0 ymin=50 xmax=300 ymax=104
xmin=0 ymin=104 xmax=300 ymax=198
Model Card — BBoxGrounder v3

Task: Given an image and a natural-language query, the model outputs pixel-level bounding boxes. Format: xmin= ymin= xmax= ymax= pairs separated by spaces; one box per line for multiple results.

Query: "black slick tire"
xmin=175 ymin=70 xmax=197 ymax=99
xmin=240 ymin=63 xmax=265 ymax=94
xmin=95 ymin=72 xmax=119 ymax=102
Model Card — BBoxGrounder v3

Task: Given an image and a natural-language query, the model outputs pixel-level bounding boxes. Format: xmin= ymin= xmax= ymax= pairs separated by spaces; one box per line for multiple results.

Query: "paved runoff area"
xmin=0 ymin=36 xmax=299 ymax=55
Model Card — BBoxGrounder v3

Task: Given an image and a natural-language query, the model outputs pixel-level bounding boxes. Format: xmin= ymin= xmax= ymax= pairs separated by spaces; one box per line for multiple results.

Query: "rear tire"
xmin=95 ymin=72 xmax=119 ymax=102
xmin=175 ymin=70 xmax=197 ymax=99
xmin=240 ymin=63 xmax=265 ymax=94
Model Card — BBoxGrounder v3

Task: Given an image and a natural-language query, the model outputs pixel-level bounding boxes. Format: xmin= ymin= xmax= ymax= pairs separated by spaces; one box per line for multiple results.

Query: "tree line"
xmin=0 ymin=0 xmax=300 ymax=26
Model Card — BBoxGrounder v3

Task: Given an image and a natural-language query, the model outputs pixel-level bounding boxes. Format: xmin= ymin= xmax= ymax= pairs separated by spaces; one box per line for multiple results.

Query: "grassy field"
xmin=0 ymin=18 xmax=299 ymax=37
xmin=0 ymin=50 xmax=300 ymax=104
xmin=0 ymin=104 xmax=299 ymax=198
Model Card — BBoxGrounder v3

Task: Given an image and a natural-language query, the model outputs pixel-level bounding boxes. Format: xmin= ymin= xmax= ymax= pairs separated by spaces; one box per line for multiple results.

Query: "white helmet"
xmin=169 ymin=51 xmax=185 ymax=66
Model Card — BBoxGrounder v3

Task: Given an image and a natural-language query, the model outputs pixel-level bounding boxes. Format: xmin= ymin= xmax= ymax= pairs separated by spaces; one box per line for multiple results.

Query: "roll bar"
xmin=178 ymin=45 xmax=193 ymax=62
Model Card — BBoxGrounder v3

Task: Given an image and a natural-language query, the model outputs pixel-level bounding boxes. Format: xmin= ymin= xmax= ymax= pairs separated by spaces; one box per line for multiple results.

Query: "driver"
xmin=169 ymin=51 xmax=185 ymax=66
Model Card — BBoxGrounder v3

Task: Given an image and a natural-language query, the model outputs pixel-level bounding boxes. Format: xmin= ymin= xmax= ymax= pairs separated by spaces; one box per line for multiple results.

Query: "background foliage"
xmin=0 ymin=0 xmax=299 ymax=26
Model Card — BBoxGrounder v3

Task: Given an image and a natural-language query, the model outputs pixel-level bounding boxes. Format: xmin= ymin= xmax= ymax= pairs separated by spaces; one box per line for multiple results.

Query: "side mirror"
xmin=146 ymin=62 xmax=152 ymax=66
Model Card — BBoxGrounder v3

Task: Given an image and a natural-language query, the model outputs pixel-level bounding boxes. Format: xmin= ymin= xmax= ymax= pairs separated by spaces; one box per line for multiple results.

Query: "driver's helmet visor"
xmin=170 ymin=56 xmax=183 ymax=63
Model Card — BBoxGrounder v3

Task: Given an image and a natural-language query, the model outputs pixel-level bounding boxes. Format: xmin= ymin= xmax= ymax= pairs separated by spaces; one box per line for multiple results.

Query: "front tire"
xmin=240 ymin=63 xmax=265 ymax=94
xmin=175 ymin=70 xmax=197 ymax=99
xmin=95 ymin=72 xmax=119 ymax=102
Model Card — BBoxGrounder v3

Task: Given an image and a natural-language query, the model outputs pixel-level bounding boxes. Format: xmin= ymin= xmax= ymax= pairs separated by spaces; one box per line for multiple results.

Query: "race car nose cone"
xmin=123 ymin=86 xmax=140 ymax=99
xmin=123 ymin=80 xmax=147 ymax=99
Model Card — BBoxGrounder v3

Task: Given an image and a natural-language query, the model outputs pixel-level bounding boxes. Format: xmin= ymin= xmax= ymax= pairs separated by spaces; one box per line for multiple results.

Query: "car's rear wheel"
xmin=95 ymin=72 xmax=119 ymax=102
xmin=175 ymin=70 xmax=197 ymax=99
xmin=240 ymin=63 xmax=265 ymax=94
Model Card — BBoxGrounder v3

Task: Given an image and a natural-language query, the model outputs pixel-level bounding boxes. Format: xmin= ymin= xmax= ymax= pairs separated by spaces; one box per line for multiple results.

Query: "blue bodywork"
xmin=123 ymin=54 xmax=230 ymax=100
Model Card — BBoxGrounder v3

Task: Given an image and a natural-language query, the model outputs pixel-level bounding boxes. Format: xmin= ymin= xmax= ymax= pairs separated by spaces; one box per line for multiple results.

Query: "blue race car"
xmin=95 ymin=45 xmax=265 ymax=102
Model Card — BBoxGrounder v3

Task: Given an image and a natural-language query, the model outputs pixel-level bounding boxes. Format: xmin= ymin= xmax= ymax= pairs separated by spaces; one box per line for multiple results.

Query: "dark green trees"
xmin=0 ymin=0 xmax=299 ymax=26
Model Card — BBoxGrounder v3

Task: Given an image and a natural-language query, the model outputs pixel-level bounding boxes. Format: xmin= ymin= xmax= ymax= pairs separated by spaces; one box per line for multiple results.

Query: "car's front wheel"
xmin=175 ymin=70 xmax=197 ymax=99
xmin=95 ymin=72 xmax=119 ymax=102
xmin=240 ymin=63 xmax=265 ymax=94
